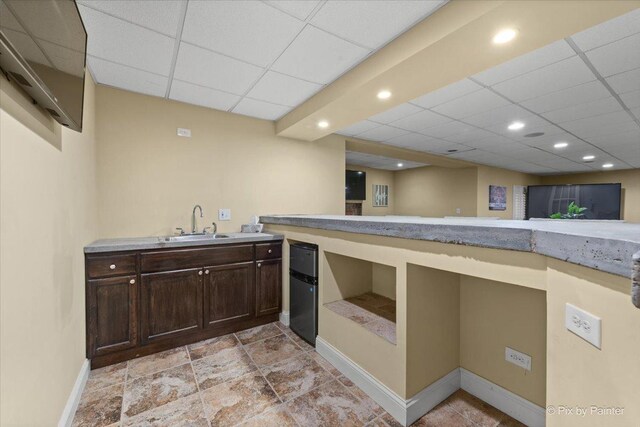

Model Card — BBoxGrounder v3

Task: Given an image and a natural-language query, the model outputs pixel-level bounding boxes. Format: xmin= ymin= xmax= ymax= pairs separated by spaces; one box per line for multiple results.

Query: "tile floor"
xmin=325 ymin=292 xmax=397 ymax=344
xmin=72 ymin=321 xmax=524 ymax=427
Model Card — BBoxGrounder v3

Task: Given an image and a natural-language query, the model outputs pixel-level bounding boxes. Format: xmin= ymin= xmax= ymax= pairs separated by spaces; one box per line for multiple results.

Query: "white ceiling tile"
xmin=605 ymin=67 xmax=640 ymax=94
xmin=632 ymin=106 xmax=640 ymax=121
xmin=232 ymin=97 xmax=291 ymax=120
xmin=541 ymin=97 xmax=623 ymax=123
xmin=571 ymin=9 xmax=640 ymax=52
xmin=473 ymin=40 xmax=575 ymax=86
xmin=346 ymin=151 xmax=427 ymax=170
xmin=38 ymin=39 xmax=85 ymax=77
xmin=369 ymin=103 xmax=423 ymax=124
xmin=492 ymin=56 xmax=596 ymax=102
xmin=271 ymin=26 xmax=370 ymax=84
xmin=520 ymin=80 xmax=611 ymax=113
xmin=419 ymin=120 xmax=477 ymax=139
xmin=462 ymin=103 xmax=532 ymax=128
xmin=585 ymin=32 xmax=640 ymax=77
xmin=410 ymin=79 xmax=483 ymax=109
xmin=77 ymin=0 xmax=183 ymax=37
xmin=431 ymin=89 xmax=511 ymax=119
xmin=460 ymin=134 xmax=516 ymax=149
xmin=337 ymin=120 xmax=381 ymax=136
xmin=356 ymin=125 xmax=409 ymax=141
xmin=562 ymin=111 xmax=639 ymax=139
xmin=587 ymin=129 xmax=640 ymax=147
xmin=265 ymin=0 xmax=321 ymax=20
xmin=0 ymin=1 xmax=22 ymax=32
xmin=310 ymin=0 xmax=445 ymax=49
xmin=246 ymin=71 xmax=322 ymax=107
xmin=442 ymin=128 xmax=496 ymax=144
xmin=386 ymin=132 xmax=436 ymax=148
xmin=173 ymin=43 xmax=264 ymax=95
xmin=182 ymin=1 xmax=304 ymax=68
xmin=78 ymin=5 xmax=175 ymax=75
xmin=389 ymin=109 xmax=452 ymax=132
xmin=169 ymin=80 xmax=240 ymax=111
xmin=89 ymin=56 xmax=168 ymax=97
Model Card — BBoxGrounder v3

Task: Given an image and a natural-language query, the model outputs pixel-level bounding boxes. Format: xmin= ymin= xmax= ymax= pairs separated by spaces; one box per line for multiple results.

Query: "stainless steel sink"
xmin=158 ymin=233 xmax=230 ymax=243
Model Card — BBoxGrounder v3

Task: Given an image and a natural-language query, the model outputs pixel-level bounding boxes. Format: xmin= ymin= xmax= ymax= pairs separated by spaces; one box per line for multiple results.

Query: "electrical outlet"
xmin=177 ymin=127 xmax=191 ymax=137
xmin=565 ymin=303 xmax=601 ymax=348
xmin=456 ymin=208 xmax=461 ymax=214
xmin=218 ymin=208 xmax=231 ymax=221
xmin=505 ymin=347 xmax=532 ymax=371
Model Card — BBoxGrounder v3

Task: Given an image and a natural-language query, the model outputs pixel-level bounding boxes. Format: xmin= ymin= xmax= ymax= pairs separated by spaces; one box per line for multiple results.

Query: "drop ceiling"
xmin=77 ymin=0 xmax=446 ymax=120
xmin=346 ymin=151 xmax=427 ymax=171
xmin=338 ymin=9 xmax=640 ymax=175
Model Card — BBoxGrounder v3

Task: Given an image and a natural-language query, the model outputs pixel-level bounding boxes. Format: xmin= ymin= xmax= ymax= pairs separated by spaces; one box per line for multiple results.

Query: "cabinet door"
xmin=203 ymin=262 xmax=254 ymax=329
xmin=88 ymin=275 xmax=137 ymax=357
xmin=256 ymin=259 xmax=282 ymax=317
xmin=140 ymin=268 xmax=203 ymax=343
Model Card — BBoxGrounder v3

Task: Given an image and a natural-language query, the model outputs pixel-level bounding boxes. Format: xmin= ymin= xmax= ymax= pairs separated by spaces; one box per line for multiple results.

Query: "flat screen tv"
xmin=526 ymin=183 xmax=621 ymax=220
xmin=346 ymin=170 xmax=366 ymax=200
xmin=0 ymin=0 xmax=87 ymax=131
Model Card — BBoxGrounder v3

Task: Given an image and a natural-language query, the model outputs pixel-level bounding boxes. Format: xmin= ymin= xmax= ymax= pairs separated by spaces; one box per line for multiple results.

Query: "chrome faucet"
xmin=191 ymin=205 xmax=203 ymax=234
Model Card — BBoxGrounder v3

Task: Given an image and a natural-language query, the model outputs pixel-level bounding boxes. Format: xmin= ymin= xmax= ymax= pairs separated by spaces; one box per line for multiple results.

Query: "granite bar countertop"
xmin=85 ymin=232 xmax=283 ymax=254
xmin=260 ymin=215 xmax=640 ymax=280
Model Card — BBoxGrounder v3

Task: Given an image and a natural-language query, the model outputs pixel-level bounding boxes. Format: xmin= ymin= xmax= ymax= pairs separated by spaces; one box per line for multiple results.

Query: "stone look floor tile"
xmin=362 ymin=317 xmax=397 ymax=345
xmin=446 ymin=390 xmax=507 ymax=426
xmin=72 ymin=383 xmax=124 ymax=427
xmin=84 ymin=362 xmax=127 ymax=394
xmin=366 ymin=417 xmax=391 ymax=427
xmin=127 ymin=347 xmax=190 ymax=379
xmin=281 ymin=325 xmax=315 ymax=351
xmin=309 ymin=351 xmax=341 ymax=376
xmin=192 ymin=345 xmax=257 ymax=390
xmin=121 ymin=393 xmax=208 ymax=427
xmin=187 ymin=333 xmax=240 ymax=361
xmin=285 ymin=379 xmax=375 ymax=426
xmin=381 ymin=412 xmax=403 ymax=427
xmin=235 ymin=323 xmax=283 ymax=345
xmin=412 ymin=401 xmax=476 ymax=427
xmin=338 ymin=376 xmax=385 ymax=415
xmin=200 ymin=372 xmax=280 ymax=426
xmin=262 ymin=353 xmax=334 ymax=401
xmin=122 ymin=363 xmax=198 ymax=418
xmin=237 ymin=404 xmax=297 ymax=427
xmin=243 ymin=334 xmax=304 ymax=367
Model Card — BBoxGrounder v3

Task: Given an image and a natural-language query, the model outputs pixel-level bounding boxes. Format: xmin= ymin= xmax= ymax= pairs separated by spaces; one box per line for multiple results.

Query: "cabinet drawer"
xmin=255 ymin=243 xmax=281 ymax=260
xmin=87 ymin=254 xmax=137 ymax=279
xmin=141 ymin=245 xmax=254 ymax=273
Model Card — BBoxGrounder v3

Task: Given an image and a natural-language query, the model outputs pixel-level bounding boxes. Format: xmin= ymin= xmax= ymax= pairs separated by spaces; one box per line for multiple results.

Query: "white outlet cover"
xmin=218 ymin=208 xmax=231 ymax=221
xmin=505 ymin=347 xmax=532 ymax=371
xmin=565 ymin=303 xmax=601 ymax=349
xmin=177 ymin=128 xmax=191 ymax=137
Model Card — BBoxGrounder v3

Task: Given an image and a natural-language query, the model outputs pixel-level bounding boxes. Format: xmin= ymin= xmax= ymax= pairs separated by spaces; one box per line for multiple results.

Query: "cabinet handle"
xmin=268 ymin=249 xmax=272 ymax=254
xmin=205 ymin=270 xmax=210 ymax=275
xmin=198 ymin=270 xmax=203 ymax=276
xmin=110 ymin=264 xmax=116 ymax=270
xmin=257 ymin=263 xmax=262 ymax=268
xmin=129 ymin=279 xmax=135 ymax=285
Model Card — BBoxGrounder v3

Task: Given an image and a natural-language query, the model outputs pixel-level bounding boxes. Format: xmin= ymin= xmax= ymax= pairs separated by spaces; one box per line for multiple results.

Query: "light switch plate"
xmin=218 ymin=208 xmax=231 ymax=221
xmin=505 ymin=347 xmax=531 ymax=371
xmin=565 ymin=303 xmax=601 ymax=349
xmin=177 ymin=128 xmax=191 ymax=137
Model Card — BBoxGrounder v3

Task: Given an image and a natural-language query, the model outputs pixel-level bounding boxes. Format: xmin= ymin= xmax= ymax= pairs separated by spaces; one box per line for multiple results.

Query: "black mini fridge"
xmin=289 ymin=242 xmax=318 ymax=346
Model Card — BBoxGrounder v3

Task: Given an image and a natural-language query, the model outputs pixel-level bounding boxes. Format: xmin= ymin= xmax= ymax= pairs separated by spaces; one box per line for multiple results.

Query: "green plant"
xmin=550 ymin=201 xmax=588 ymax=219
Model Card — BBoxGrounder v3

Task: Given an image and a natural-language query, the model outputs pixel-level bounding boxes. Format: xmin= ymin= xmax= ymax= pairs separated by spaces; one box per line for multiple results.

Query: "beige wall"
xmin=460 ymin=276 xmax=546 ymax=407
xmin=395 ymin=166 xmax=478 ymax=217
xmin=476 ymin=166 xmax=542 ymax=219
xmin=0 ymin=76 xmax=97 ymax=425
xmin=346 ymin=164 xmax=395 ymax=216
xmin=542 ymin=169 xmax=640 ymax=223
xmin=96 ymin=86 xmax=345 ymax=238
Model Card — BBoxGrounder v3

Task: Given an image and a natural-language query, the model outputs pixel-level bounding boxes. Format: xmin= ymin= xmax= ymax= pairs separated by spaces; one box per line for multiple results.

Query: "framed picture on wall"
xmin=489 ymin=185 xmax=507 ymax=211
xmin=373 ymin=184 xmax=389 ymax=207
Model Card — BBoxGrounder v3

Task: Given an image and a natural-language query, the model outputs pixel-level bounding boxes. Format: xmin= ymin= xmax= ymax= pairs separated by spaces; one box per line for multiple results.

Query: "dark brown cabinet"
xmin=204 ymin=262 xmax=254 ymax=328
xmin=85 ymin=239 xmax=282 ymax=368
xmin=87 ymin=275 xmax=137 ymax=356
xmin=140 ymin=268 xmax=203 ymax=343
xmin=256 ymin=258 xmax=282 ymax=317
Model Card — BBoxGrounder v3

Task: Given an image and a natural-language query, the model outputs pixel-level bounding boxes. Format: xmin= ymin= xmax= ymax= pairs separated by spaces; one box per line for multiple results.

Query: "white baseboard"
xmin=316 ymin=337 xmax=545 ymax=427
xmin=316 ymin=337 xmax=458 ymax=426
xmin=279 ymin=310 xmax=290 ymax=326
xmin=58 ymin=358 xmax=90 ymax=427
xmin=460 ymin=368 xmax=545 ymax=427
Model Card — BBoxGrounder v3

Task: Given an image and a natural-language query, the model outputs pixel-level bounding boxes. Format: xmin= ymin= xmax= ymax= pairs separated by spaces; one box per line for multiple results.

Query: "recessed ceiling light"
xmin=397 ymin=163 xmax=404 ymax=168
xmin=508 ymin=121 xmax=525 ymax=131
xmin=493 ymin=28 xmax=518 ymax=44
xmin=554 ymin=142 xmax=568 ymax=149
xmin=317 ymin=120 xmax=329 ymax=129
xmin=602 ymin=163 xmax=614 ymax=168
xmin=377 ymin=90 xmax=391 ymax=100
xmin=582 ymin=155 xmax=595 ymax=161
